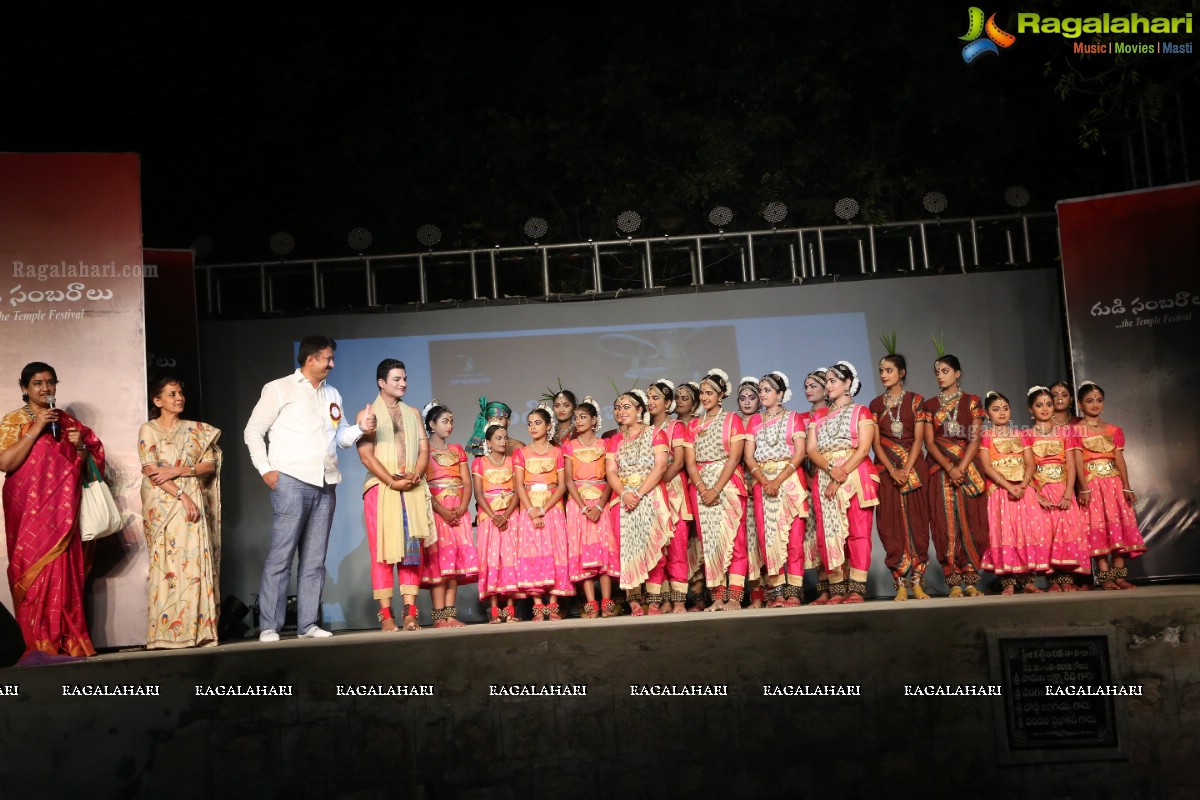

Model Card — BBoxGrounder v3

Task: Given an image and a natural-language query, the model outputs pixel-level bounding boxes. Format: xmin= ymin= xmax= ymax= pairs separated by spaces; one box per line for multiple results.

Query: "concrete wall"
xmin=1 ymin=587 xmax=1195 ymax=799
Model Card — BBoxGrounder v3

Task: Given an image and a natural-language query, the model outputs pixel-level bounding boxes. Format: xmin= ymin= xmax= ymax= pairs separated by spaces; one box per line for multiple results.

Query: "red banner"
xmin=0 ymin=153 xmax=149 ymax=646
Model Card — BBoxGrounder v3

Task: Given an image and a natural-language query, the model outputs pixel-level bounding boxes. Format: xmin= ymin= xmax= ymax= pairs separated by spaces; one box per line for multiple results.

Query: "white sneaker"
xmin=299 ymin=625 xmax=333 ymax=639
xmin=258 ymin=629 xmax=280 ymax=643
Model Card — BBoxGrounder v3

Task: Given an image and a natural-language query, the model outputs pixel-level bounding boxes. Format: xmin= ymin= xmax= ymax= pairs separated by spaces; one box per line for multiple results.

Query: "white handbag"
xmin=79 ymin=454 xmax=121 ymax=541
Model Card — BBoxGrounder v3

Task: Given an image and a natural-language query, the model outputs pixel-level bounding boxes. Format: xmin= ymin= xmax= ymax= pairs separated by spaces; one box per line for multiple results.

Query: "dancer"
xmin=647 ymin=379 xmax=692 ymax=614
xmin=562 ymin=398 xmax=618 ymax=617
xmin=674 ymin=380 xmax=705 ymax=609
xmin=977 ymin=392 xmax=1047 ymax=594
xmin=609 ymin=391 xmax=676 ymax=618
xmin=605 ymin=389 xmax=674 ymax=616
xmin=921 ymin=352 xmax=988 ymax=597
xmin=685 ymin=369 xmax=749 ymax=611
xmin=737 ymin=377 xmax=766 ymax=608
xmin=799 ymin=369 xmax=833 ymax=603
xmin=355 ymin=359 xmax=440 ymax=632
xmin=547 ymin=388 xmax=578 ymax=446
xmin=744 ymin=372 xmax=808 ymax=607
xmin=807 ymin=362 xmax=878 ymax=603
xmin=1027 ymin=386 xmax=1088 ymax=591
xmin=868 ymin=348 xmax=932 ymax=601
xmin=473 ymin=424 xmax=522 ymax=622
xmin=423 ymin=401 xmax=477 ymax=628
xmin=1075 ymin=381 xmax=1145 ymax=589
xmin=514 ymin=406 xmax=570 ymax=620
xmin=467 ymin=397 xmax=524 ymax=455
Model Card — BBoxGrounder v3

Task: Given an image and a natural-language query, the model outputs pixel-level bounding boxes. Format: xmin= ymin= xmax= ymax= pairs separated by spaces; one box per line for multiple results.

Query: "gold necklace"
xmin=486 ymin=451 xmax=506 ymax=466
xmin=530 ymin=439 xmax=551 ymax=456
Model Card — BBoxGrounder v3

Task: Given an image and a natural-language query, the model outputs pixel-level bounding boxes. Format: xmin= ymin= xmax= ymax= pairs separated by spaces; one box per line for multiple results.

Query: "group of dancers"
xmin=368 ymin=347 xmax=1146 ymax=629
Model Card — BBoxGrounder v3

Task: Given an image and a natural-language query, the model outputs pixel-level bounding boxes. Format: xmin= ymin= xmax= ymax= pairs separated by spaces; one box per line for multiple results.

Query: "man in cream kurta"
xmin=356 ymin=359 xmax=438 ymax=631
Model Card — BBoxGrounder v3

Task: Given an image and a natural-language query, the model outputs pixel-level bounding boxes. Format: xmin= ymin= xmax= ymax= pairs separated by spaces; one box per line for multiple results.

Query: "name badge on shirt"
xmin=329 ymin=402 xmax=342 ymax=427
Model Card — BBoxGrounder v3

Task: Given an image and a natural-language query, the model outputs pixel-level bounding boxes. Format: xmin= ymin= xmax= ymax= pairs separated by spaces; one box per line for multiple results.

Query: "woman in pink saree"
xmin=0 ymin=362 xmax=104 ymax=660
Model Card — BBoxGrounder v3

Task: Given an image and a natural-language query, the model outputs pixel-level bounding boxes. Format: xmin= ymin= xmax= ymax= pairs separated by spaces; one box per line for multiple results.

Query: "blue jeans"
xmin=259 ymin=473 xmax=336 ymax=633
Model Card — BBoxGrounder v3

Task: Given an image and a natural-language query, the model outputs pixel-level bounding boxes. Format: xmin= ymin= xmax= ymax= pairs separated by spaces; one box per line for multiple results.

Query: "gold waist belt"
xmin=1086 ymin=459 xmax=1119 ymax=479
xmin=621 ymin=473 xmax=645 ymax=489
xmin=758 ymin=460 xmax=791 ymax=475
xmin=991 ymin=456 xmax=1025 ymax=483
xmin=1036 ymin=463 xmax=1065 ymax=483
xmin=577 ymin=479 xmax=607 ymax=501
xmin=822 ymin=448 xmax=855 ymax=463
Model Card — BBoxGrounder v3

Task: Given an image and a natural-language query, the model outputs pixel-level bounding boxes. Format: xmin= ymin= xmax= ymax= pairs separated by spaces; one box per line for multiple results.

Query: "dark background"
xmin=1 ymin=1 xmax=1195 ymax=263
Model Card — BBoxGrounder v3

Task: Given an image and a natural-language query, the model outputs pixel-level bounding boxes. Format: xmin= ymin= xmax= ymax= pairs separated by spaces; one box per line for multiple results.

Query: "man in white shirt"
xmin=244 ymin=335 xmax=376 ymax=642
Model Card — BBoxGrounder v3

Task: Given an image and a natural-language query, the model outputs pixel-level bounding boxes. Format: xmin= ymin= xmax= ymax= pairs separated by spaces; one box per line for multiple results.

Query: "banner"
xmin=0 ymin=152 xmax=149 ymax=646
xmin=1058 ymin=182 xmax=1200 ymax=581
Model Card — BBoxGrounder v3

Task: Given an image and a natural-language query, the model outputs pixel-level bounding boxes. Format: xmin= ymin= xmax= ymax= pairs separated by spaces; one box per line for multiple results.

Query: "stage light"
xmin=922 ymin=191 xmax=948 ymax=215
xmin=615 ymin=210 xmax=642 ymax=236
xmin=417 ymin=224 xmax=442 ymax=249
xmin=707 ymin=205 xmax=734 ymax=229
xmin=834 ymin=198 xmax=859 ymax=222
xmin=523 ymin=216 xmax=549 ymax=242
xmin=347 ymin=227 xmax=373 ymax=252
xmin=1004 ymin=186 xmax=1030 ymax=209
xmin=269 ymin=231 xmax=296 ymax=257
xmin=761 ymin=201 xmax=788 ymax=226
xmin=190 ymin=236 xmax=214 ymax=260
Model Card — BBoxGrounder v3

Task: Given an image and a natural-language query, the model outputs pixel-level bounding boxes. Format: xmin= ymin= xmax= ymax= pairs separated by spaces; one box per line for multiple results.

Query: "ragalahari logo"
xmin=960 ymin=7 xmax=1017 ymax=62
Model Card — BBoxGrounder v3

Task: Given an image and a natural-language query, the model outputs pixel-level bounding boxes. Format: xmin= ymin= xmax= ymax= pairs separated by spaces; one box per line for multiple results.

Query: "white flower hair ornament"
xmin=1077 ymin=380 xmax=1099 ymax=392
xmin=835 ymin=360 xmax=862 ymax=397
xmin=627 ymin=388 xmax=652 ymax=425
xmin=1026 ymin=384 xmax=1050 ymax=398
xmin=422 ymin=398 xmax=448 ymax=431
xmin=580 ymin=396 xmax=604 ymax=432
xmin=739 ymin=375 xmax=759 ymax=388
xmin=770 ymin=371 xmax=793 ymax=404
xmin=652 ymin=378 xmax=677 ymax=413
xmin=702 ymin=367 xmax=731 ymax=398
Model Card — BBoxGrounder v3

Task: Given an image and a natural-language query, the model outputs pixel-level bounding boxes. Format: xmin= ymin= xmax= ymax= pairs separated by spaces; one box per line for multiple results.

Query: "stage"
xmin=1 ymin=586 xmax=1198 ymax=799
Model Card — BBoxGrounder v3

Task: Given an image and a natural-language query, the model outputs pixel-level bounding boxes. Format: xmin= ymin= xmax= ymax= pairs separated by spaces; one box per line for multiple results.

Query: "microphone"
xmin=47 ymin=396 xmax=60 ymax=440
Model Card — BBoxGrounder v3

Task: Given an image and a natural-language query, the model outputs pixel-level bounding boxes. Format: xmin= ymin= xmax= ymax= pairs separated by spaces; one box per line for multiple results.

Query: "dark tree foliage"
xmin=1 ymin=2 xmax=1189 ymax=263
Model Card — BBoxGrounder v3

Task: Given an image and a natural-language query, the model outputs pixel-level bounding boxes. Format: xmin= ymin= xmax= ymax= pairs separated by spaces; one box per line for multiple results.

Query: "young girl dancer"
xmin=605 ymin=390 xmax=674 ymax=616
xmin=800 ymin=369 xmax=833 ymax=603
xmin=675 ymin=380 xmax=706 ymax=610
xmin=423 ymin=401 xmax=478 ymax=627
xmin=744 ymin=372 xmax=808 ymax=607
xmin=686 ymin=369 xmax=749 ymax=611
xmin=869 ymin=352 xmax=932 ymax=601
xmin=647 ymin=379 xmax=692 ymax=614
xmin=549 ymin=389 xmax=578 ymax=446
xmin=473 ymin=425 xmax=522 ymax=622
xmin=977 ymin=392 xmax=1047 ymax=594
xmin=1075 ymin=382 xmax=1145 ymax=589
xmin=514 ymin=406 xmax=570 ymax=620
xmin=737 ymin=377 xmax=766 ymax=608
xmin=807 ymin=362 xmax=879 ymax=603
xmin=562 ymin=398 xmax=618 ymax=617
xmin=1027 ymin=386 xmax=1088 ymax=591
xmin=922 ymin=354 xmax=988 ymax=597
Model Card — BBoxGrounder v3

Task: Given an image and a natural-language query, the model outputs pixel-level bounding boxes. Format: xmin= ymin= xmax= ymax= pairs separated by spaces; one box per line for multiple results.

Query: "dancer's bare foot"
xmin=381 ymin=617 xmax=399 ymax=632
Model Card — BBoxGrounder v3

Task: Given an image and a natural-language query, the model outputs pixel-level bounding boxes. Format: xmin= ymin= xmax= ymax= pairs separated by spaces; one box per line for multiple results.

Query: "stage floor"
xmin=2 ymin=585 xmax=1199 ymax=799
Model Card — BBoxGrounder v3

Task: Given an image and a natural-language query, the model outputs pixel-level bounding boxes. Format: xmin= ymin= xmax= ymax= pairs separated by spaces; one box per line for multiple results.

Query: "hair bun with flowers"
xmin=651 ymin=378 xmax=677 ymax=413
xmin=625 ymin=388 xmax=651 ymax=425
xmin=834 ymin=360 xmax=862 ymax=397
xmin=702 ymin=368 xmax=731 ymax=398
xmin=422 ymin=398 xmax=450 ymax=432
xmin=421 ymin=398 xmax=441 ymax=419
xmin=579 ymin=395 xmax=603 ymax=431
xmin=765 ymin=370 xmax=792 ymax=404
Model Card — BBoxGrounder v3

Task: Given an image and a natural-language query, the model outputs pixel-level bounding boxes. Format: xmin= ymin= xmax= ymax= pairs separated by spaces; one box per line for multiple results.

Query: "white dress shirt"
xmin=244 ymin=369 xmax=363 ymax=486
